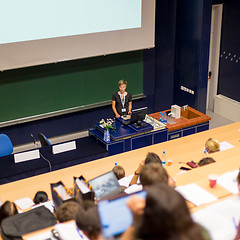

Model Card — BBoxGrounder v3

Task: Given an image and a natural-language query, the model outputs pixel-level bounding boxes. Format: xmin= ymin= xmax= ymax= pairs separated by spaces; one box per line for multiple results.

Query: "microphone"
xmin=30 ymin=133 xmax=38 ymax=149
xmin=30 ymin=133 xmax=52 ymax=172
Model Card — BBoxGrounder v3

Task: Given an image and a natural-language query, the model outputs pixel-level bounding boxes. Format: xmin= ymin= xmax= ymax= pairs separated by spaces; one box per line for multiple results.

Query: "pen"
xmin=233 ymin=217 xmax=238 ymax=230
xmin=76 ymin=227 xmax=84 ymax=239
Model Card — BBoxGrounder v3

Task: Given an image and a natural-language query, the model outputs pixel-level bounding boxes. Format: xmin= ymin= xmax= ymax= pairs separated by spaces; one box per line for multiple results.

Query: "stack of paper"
xmin=176 ymin=183 xmax=218 ymax=206
xmin=217 ymin=169 xmax=239 ymax=194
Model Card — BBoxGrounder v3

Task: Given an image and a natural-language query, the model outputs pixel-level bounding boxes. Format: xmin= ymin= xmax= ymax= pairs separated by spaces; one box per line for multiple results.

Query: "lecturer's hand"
xmin=128 ymin=111 xmax=132 ymax=115
xmin=115 ymin=114 xmax=120 ymax=118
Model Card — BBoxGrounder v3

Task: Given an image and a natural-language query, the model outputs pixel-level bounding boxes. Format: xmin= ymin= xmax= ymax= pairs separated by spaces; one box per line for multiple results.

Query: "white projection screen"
xmin=0 ymin=0 xmax=155 ymax=71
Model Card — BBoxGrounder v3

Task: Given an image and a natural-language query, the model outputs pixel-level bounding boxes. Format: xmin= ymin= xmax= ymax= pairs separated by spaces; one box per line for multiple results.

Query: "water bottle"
xmin=162 ymin=151 xmax=166 ymax=167
xmin=203 ymin=150 xmax=208 ymax=158
xmin=159 ymin=112 xmax=162 ymax=122
xmin=164 ymin=113 xmax=167 ymax=124
xmin=161 ymin=112 xmax=165 ymax=123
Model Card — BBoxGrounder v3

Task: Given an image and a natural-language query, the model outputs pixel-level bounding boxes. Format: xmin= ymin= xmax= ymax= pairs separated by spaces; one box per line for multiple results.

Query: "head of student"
xmin=33 ymin=191 xmax=48 ymax=204
xmin=118 ymin=79 xmax=127 ymax=94
xmin=55 ymin=200 xmax=81 ymax=223
xmin=198 ymin=157 xmax=216 ymax=167
xmin=76 ymin=201 xmax=102 ymax=240
xmin=145 ymin=152 xmax=162 ymax=165
xmin=112 ymin=165 xmax=125 ymax=180
xmin=136 ymin=183 xmax=207 ymax=240
xmin=0 ymin=201 xmax=18 ymax=225
xmin=205 ymin=138 xmax=220 ymax=153
xmin=140 ymin=163 xmax=168 ymax=187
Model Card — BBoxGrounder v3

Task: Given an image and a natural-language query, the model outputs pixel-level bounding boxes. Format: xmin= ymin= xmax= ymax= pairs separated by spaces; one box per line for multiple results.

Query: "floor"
xmin=206 ymin=109 xmax=233 ymax=129
xmin=13 ymin=109 xmax=234 ymax=154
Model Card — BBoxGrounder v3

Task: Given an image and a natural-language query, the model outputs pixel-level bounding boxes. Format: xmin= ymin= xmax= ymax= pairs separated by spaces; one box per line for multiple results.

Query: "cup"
xmin=167 ymin=160 xmax=173 ymax=166
xmin=208 ymin=174 xmax=218 ymax=188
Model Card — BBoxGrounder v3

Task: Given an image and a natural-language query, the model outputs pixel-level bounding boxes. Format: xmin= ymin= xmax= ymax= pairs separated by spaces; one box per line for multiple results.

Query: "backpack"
xmin=1 ymin=205 xmax=57 ymax=240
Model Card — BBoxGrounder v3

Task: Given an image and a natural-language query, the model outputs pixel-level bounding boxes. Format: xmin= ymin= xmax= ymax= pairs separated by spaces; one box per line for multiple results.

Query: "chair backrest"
xmin=38 ymin=133 xmax=51 ymax=147
xmin=0 ymin=134 xmax=13 ymax=157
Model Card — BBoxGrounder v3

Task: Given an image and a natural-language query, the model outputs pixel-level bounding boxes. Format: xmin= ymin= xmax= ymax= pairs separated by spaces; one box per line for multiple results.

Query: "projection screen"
xmin=0 ymin=0 xmax=155 ymax=71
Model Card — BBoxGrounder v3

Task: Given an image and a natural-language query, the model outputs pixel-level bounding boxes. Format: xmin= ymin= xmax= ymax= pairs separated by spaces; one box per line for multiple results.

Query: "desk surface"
xmin=149 ymin=106 xmax=211 ymax=132
xmin=0 ymin=122 xmax=239 ymax=210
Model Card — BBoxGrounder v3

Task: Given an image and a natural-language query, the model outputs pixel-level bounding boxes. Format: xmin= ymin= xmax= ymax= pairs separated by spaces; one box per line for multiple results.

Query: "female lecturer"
xmin=112 ymin=80 xmax=132 ymax=118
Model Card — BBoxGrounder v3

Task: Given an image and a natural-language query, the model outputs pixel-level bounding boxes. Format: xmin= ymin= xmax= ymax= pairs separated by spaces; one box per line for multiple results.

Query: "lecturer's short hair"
xmin=118 ymin=79 xmax=127 ymax=86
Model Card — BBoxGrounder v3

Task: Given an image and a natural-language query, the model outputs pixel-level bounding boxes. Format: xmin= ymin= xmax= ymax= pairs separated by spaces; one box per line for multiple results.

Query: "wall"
xmin=0 ymin=0 xmax=213 ymax=146
xmin=217 ymin=0 xmax=240 ymax=102
xmin=173 ymin=0 xmax=212 ymax=113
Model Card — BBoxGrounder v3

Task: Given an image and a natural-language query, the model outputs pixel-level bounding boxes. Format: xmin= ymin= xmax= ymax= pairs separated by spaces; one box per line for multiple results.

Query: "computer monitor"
xmin=131 ymin=107 xmax=147 ymax=127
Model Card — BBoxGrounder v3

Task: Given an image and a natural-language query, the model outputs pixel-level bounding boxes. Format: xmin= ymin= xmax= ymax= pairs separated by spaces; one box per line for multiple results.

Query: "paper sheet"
xmin=220 ymin=141 xmax=234 ymax=151
xmin=32 ymin=200 xmax=55 ymax=213
xmin=217 ymin=169 xmax=239 ymax=194
xmin=53 ymin=185 xmax=71 ymax=201
xmin=192 ymin=195 xmax=240 ymax=240
xmin=14 ymin=197 xmax=34 ymax=210
xmin=176 ymin=183 xmax=218 ymax=206
xmin=118 ymin=174 xmax=134 ymax=188
xmin=76 ymin=178 xmax=91 ymax=194
xmin=124 ymin=184 xmax=143 ymax=194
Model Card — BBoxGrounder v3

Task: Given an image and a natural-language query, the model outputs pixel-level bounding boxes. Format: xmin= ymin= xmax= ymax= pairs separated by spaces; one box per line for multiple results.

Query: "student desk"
xmin=0 ymin=122 xmax=239 ymax=205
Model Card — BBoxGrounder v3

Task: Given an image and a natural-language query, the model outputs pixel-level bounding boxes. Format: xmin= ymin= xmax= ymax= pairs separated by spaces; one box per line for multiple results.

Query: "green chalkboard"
xmin=0 ymin=51 xmax=143 ymax=124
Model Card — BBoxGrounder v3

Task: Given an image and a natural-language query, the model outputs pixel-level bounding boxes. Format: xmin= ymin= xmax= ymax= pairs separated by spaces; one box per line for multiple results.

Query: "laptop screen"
xmin=88 ymin=171 xmax=121 ymax=200
xmin=98 ymin=190 xmax=147 ymax=238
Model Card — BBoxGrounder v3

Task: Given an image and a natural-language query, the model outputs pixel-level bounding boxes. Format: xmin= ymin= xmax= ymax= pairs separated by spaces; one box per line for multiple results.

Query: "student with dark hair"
xmin=55 ymin=200 xmax=81 ymax=223
xmin=121 ymin=183 xmax=210 ymax=240
xmin=130 ymin=152 xmax=162 ymax=186
xmin=112 ymin=165 xmax=125 ymax=180
xmin=198 ymin=157 xmax=216 ymax=167
xmin=0 ymin=201 xmax=18 ymax=225
xmin=145 ymin=152 xmax=162 ymax=165
xmin=33 ymin=191 xmax=48 ymax=204
xmin=76 ymin=201 xmax=102 ymax=240
xmin=140 ymin=163 xmax=168 ymax=187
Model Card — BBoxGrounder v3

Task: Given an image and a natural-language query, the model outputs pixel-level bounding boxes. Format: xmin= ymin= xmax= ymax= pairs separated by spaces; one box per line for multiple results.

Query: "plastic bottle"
xmin=203 ymin=150 xmax=208 ymax=158
xmin=159 ymin=112 xmax=162 ymax=122
xmin=162 ymin=151 xmax=166 ymax=167
xmin=164 ymin=113 xmax=167 ymax=124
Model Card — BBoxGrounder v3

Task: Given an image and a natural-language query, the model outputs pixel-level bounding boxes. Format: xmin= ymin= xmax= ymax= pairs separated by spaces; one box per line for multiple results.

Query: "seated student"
xmin=130 ymin=152 xmax=162 ymax=186
xmin=139 ymin=163 xmax=175 ymax=188
xmin=140 ymin=163 xmax=168 ymax=187
xmin=76 ymin=201 xmax=102 ymax=240
xmin=198 ymin=157 xmax=216 ymax=167
xmin=121 ymin=183 xmax=210 ymax=240
xmin=55 ymin=200 xmax=81 ymax=223
xmin=205 ymin=138 xmax=220 ymax=154
xmin=0 ymin=201 xmax=18 ymax=225
xmin=33 ymin=191 xmax=48 ymax=204
xmin=112 ymin=165 xmax=125 ymax=180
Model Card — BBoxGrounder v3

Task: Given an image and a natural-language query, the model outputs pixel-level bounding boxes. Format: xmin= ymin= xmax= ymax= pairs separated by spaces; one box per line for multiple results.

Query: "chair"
xmin=38 ymin=133 xmax=51 ymax=147
xmin=0 ymin=134 xmax=13 ymax=157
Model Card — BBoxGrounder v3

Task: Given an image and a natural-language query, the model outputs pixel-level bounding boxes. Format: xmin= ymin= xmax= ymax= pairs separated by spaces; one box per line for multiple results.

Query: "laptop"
xmin=88 ymin=171 xmax=124 ymax=201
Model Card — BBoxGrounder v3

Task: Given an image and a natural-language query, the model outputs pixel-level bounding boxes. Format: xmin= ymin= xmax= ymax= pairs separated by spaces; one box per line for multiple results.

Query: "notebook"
xmin=88 ymin=171 xmax=123 ymax=201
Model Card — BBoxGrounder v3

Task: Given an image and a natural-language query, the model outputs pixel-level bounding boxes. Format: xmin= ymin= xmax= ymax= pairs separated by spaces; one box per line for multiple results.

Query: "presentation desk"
xmin=89 ymin=107 xmax=211 ymax=155
xmin=0 ymin=122 xmax=239 ymax=210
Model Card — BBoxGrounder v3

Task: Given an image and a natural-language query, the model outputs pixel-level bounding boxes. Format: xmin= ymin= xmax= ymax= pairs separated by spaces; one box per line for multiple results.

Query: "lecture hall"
xmin=0 ymin=0 xmax=240 ymax=239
